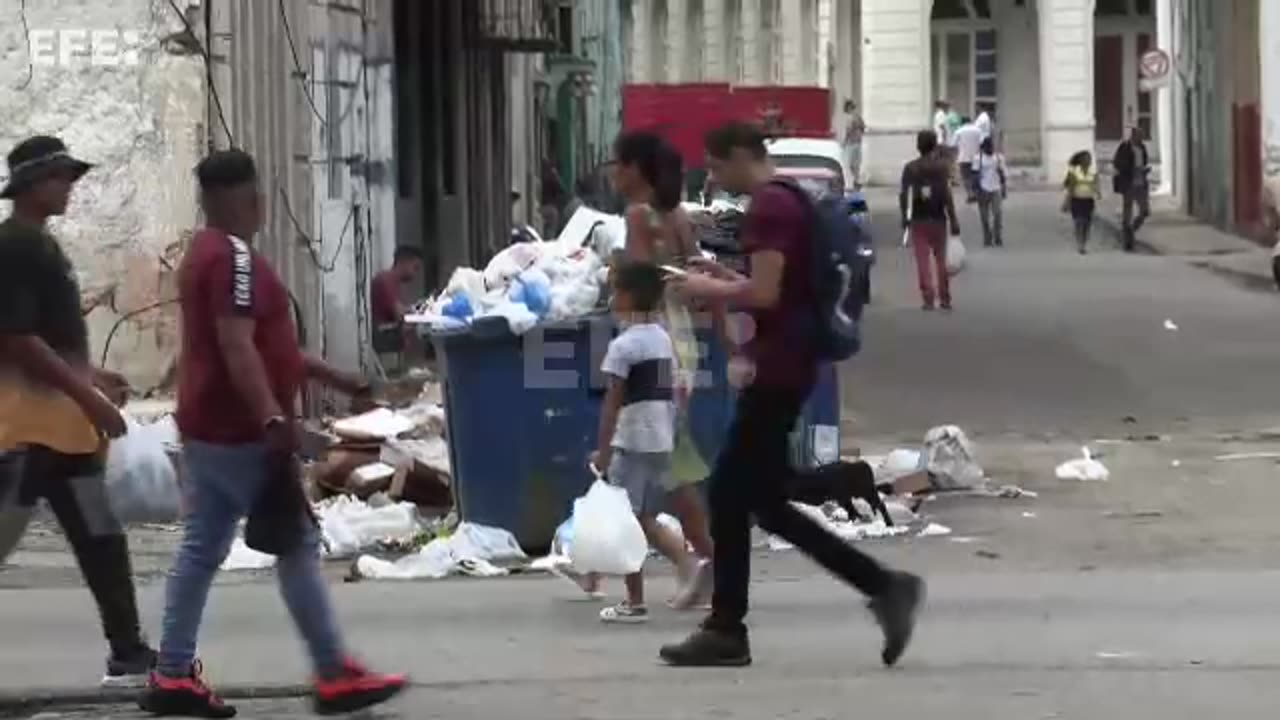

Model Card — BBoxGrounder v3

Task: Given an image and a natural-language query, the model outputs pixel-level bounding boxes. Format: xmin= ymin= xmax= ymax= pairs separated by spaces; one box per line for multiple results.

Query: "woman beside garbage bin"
xmin=607 ymin=131 xmax=716 ymax=609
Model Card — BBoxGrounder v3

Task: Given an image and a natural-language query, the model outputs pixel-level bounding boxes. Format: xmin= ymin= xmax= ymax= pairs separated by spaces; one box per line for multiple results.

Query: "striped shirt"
xmin=601 ymin=323 xmax=676 ymax=453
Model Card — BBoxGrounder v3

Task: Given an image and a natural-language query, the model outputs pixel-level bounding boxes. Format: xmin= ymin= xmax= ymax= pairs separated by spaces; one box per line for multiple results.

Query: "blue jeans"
xmin=158 ymin=441 xmax=344 ymax=677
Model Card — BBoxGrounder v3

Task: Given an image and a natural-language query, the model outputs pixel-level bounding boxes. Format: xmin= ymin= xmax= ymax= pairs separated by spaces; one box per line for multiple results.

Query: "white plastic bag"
xmin=923 ymin=424 xmax=985 ymax=490
xmin=1055 ymin=447 xmax=1110 ymax=482
xmin=104 ymin=416 xmax=181 ymax=524
xmin=568 ymin=480 xmax=648 ymax=575
xmin=946 ymin=235 xmax=967 ymax=275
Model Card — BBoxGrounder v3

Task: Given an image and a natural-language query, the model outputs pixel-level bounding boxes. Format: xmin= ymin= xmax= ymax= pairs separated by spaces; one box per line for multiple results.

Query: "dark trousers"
xmin=1122 ymin=183 xmax=1150 ymax=249
xmin=0 ymin=447 xmax=145 ymax=657
xmin=707 ymin=386 xmax=891 ymax=634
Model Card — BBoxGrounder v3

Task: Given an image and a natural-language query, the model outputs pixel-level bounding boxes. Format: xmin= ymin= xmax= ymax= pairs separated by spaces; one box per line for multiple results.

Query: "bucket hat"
xmin=0 ymin=136 xmax=93 ymax=200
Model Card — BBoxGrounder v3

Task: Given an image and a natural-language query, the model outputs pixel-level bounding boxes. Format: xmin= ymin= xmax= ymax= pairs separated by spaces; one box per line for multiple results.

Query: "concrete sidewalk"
xmin=1096 ymin=192 xmax=1277 ymax=291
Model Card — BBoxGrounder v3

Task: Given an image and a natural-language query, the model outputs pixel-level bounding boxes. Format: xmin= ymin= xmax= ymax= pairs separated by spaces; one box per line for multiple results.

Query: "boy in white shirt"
xmin=589 ymin=261 xmax=696 ymax=623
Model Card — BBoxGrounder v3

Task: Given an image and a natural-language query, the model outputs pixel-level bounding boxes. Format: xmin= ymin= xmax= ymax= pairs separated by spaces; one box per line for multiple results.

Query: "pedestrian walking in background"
xmin=0 ymin=135 xmax=157 ymax=689
xmin=660 ymin=122 xmax=925 ymax=668
xmin=1064 ymin=150 xmax=1100 ymax=255
xmin=843 ymin=100 xmax=866 ymax=187
xmin=972 ymin=137 xmax=1007 ymax=247
xmin=141 ymin=149 xmax=405 ymax=719
xmin=952 ymin=117 xmax=983 ymax=202
xmin=1112 ymin=126 xmax=1151 ymax=253
xmin=1264 ymin=174 xmax=1280 ymax=290
xmin=901 ymin=130 xmax=961 ymax=311
xmin=975 ymin=103 xmax=994 ymax=142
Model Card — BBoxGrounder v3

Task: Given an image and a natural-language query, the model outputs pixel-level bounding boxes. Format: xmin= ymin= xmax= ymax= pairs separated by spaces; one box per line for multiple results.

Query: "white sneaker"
xmin=600 ymin=603 xmax=649 ymax=624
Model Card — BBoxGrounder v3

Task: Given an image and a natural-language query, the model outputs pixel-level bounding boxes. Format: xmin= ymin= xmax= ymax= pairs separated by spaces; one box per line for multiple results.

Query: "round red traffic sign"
xmin=1140 ymin=49 xmax=1170 ymax=80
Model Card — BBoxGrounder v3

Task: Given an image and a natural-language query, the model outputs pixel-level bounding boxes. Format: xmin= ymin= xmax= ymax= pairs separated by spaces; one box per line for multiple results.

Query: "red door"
xmin=1094 ymin=36 xmax=1125 ymax=140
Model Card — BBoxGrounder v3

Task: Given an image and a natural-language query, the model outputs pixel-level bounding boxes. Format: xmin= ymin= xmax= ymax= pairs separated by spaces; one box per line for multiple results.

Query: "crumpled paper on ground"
xmin=351 ymin=523 xmax=526 ymax=580
xmin=1055 ymin=447 xmax=1110 ymax=482
xmin=221 ymin=496 xmax=424 ymax=571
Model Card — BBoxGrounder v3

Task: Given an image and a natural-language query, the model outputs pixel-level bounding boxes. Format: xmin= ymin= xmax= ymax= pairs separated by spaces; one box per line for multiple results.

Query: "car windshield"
xmin=771 ymin=154 xmax=844 ymax=178
xmin=773 ymin=166 xmax=843 ymax=201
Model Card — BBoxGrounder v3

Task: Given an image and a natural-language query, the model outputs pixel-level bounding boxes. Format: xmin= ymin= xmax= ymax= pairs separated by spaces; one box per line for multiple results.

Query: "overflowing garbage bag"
xmin=567 ymin=480 xmax=648 ymax=575
xmin=104 ymin=414 xmax=182 ymax=524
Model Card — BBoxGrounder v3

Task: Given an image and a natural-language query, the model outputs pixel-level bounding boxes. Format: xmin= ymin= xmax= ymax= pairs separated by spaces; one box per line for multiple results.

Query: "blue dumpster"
xmin=431 ymin=313 xmax=733 ymax=553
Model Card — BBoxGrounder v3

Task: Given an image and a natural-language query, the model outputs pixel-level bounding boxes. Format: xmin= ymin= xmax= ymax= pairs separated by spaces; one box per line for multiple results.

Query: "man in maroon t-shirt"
xmin=141 ymin=150 xmax=405 ymax=719
xmin=370 ymin=245 xmax=423 ymax=327
xmin=661 ymin=123 xmax=924 ymax=669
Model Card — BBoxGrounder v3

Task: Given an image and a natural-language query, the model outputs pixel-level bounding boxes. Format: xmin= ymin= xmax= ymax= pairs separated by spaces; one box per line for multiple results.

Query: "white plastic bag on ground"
xmin=946 ymin=235 xmax=967 ymax=275
xmin=923 ymin=425 xmax=985 ymax=490
xmin=104 ymin=415 xmax=181 ymax=524
xmin=568 ymin=480 xmax=648 ymax=575
xmin=1055 ymin=447 xmax=1110 ymax=482
xmin=351 ymin=522 xmax=523 ymax=581
xmin=877 ymin=448 xmax=924 ymax=481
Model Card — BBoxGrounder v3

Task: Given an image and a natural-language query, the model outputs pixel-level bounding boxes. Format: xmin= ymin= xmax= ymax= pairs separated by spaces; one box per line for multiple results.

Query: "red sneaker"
xmin=138 ymin=661 xmax=237 ymax=718
xmin=313 ymin=658 xmax=407 ymax=716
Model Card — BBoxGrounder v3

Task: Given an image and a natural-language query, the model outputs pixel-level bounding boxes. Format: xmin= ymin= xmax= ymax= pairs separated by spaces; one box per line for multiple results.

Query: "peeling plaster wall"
xmin=0 ymin=0 xmax=205 ymax=390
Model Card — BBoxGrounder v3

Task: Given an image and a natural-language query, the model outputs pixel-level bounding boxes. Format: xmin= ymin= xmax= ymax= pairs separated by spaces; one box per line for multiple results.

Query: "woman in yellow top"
xmin=1063 ymin=150 xmax=1101 ymax=254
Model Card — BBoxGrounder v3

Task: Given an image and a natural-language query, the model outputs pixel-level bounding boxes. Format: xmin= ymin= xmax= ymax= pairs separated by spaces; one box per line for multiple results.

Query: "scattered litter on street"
xmin=975 ymin=549 xmax=1001 ymax=560
xmin=948 ymin=536 xmax=980 ymax=544
xmin=918 ymin=522 xmax=953 ymax=538
xmin=1022 ymin=512 xmax=1038 ymax=518
xmin=350 ymin=523 xmax=525 ymax=581
xmin=1055 ymin=447 xmax=1110 ymax=482
xmin=1095 ymin=650 xmax=1142 ymax=660
xmin=1163 ymin=319 xmax=1179 ymax=331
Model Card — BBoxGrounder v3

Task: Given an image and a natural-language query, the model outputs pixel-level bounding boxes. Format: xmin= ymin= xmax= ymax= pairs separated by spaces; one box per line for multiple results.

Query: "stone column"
xmin=669 ymin=0 xmax=688 ymax=83
xmin=1261 ymin=0 xmax=1280 ymax=180
xmin=859 ymin=0 xmax=931 ymax=185
xmin=704 ymin=0 xmax=728 ymax=80
xmin=780 ymin=0 xmax=804 ymax=85
xmin=741 ymin=0 xmax=763 ymax=84
xmin=1037 ymin=0 xmax=1095 ymax=182
xmin=1154 ymin=0 xmax=1175 ymax=195
xmin=631 ymin=0 xmax=652 ymax=83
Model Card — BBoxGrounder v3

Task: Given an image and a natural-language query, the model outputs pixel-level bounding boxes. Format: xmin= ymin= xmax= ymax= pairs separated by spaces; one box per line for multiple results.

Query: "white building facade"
xmin=627 ymin=0 xmax=1164 ymax=186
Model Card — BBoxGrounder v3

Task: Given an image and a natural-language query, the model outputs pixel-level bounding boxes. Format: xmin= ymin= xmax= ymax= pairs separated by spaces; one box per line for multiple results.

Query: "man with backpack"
xmin=660 ymin=121 xmax=925 ymax=669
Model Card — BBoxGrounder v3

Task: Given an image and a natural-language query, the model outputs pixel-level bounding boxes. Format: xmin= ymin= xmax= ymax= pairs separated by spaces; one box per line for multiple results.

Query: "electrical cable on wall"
xmin=15 ymin=0 xmax=33 ymax=90
xmin=166 ymin=0 xmax=234 ymax=148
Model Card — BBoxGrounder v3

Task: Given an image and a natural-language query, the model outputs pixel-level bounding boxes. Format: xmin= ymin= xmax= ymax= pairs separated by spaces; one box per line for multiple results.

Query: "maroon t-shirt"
xmin=740 ymin=182 xmax=818 ymax=390
xmin=370 ymin=269 xmax=402 ymax=326
xmin=176 ymin=228 xmax=305 ymax=444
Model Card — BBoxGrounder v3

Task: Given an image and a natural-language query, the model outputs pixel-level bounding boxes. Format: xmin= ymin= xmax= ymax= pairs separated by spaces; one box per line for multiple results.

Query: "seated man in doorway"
xmin=371 ymin=245 xmax=425 ymax=360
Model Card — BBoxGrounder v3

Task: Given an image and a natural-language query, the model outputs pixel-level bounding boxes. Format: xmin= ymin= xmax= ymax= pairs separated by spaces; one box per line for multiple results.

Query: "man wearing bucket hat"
xmin=0 ymin=135 xmax=157 ymax=687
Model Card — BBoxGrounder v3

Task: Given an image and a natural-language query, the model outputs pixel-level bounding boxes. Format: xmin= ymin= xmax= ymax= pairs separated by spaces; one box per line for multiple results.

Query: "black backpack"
xmin=769 ymin=179 xmax=871 ymax=361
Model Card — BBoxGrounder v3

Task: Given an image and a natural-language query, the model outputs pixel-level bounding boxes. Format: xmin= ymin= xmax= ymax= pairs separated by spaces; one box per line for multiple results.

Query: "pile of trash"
xmin=407 ymin=207 xmax=627 ymax=335
xmin=865 ymin=424 xmax=989 ymax=493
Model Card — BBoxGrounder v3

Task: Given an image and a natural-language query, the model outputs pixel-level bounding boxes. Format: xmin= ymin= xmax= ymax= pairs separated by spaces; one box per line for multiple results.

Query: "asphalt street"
xmin=7 ymin=191 xmax=1280 ymax=718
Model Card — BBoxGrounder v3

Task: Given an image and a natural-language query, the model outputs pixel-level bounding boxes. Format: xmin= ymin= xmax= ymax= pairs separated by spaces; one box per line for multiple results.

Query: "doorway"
xmin=1094 ymin=35 xmax=1125 ymax=140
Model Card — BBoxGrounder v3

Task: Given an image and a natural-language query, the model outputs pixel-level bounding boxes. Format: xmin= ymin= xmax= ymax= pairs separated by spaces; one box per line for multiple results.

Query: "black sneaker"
xmin=868 ymin=572 xmax=926 ymax=667
xmin=138 ymin=661 xmax=237 ymax=718
xmin=102 ymin=644 xmax=158 ymax=689
xmin=658 ymin=625 xmax=752 ymax=667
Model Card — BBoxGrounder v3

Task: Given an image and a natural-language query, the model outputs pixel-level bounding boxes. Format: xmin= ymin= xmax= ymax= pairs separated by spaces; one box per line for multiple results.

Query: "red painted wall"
xmin=622 ymin=84 xmax=833 ymax=168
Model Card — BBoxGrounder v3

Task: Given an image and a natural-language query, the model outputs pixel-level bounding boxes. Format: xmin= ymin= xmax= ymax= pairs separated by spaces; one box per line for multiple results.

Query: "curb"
xmin=0 ymin=684 xmax=310 ymax=717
